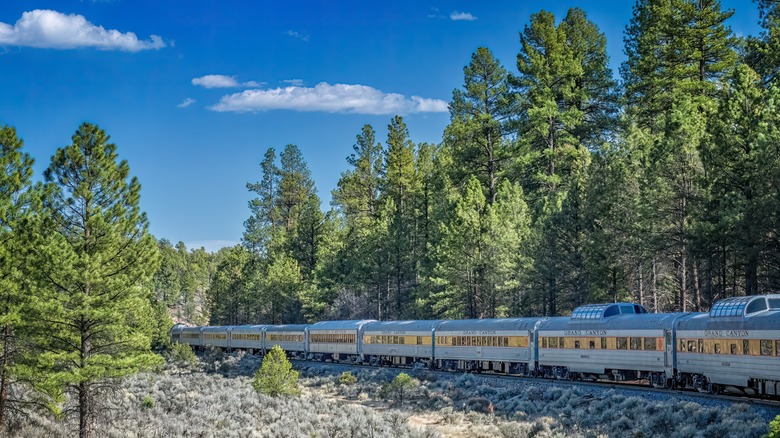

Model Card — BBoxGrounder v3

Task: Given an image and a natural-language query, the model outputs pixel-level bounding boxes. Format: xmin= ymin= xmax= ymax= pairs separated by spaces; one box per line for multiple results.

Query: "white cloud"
xmin=0 ymin=9 xmax=166 ymax=51
xmin=283 ymin=79 xmax=304 ymax=86
xmin=450 ymin=11 xmax=477 ymax=21
xmin=208 ymin=82 xmax=448 ymax=115
xmin=192 ymin=74 xmax=262 ymax=88
xmin=286 ymin=30 xmax=309 ymax=42
xmin=177 ymin=98 xmax=195 ymax=108
xmin=192 ymin=74 xmax=240 ymax=88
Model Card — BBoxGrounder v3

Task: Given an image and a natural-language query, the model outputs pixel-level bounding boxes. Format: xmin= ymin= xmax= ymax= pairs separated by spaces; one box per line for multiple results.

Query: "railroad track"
xmin=291 ymin=359 xmax=780 ymax=410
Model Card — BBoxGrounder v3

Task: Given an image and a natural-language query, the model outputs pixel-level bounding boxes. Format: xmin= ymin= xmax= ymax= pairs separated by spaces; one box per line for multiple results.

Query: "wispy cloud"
xmin=427 ymin=7 xmax=444 ymax=19
xmin=208 ymin=82 xmax=448 ymax=115
xmin=192 ymin=74 xmax=260 ymax=88
xmin=0 ymin=9 xmax=166 ymax=51
xmin=285 ymin=30 xmax=310 ymax=42
xmin=177 ymin=98 xmax=196 ymax=108
xmin=283 ymin=79 xmax=304 ymax=86
xmin=450 ymin=11 xmax=477 ymax=21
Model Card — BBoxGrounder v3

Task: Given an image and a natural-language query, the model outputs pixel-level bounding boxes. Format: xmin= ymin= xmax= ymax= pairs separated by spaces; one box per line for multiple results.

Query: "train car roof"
xmin=180 ymin=326 xmax=203 ymax=332
xmin=434 ymin=318 xmax=545 ymax=332
xmin=201 ymin=326 xmax=229 ymax=333
xmin=363 ymin=320 xmax=441 ymax=332
xmin=677 ymin=309 xmax=780 ymax=331
xmin=676 ymin=295 xmax=780 ymax=330
xmin=539 ymin=313 xmax=689 ymax=331
xmin=170 ymin=323 xmax=187 ymax=333
xmin=308 ymin=320 xmax=376 ymax=331
xmin=230 ymin=325 xmax=267 ymax=332
xmin=264 ymin=324 xmax=309 ymax=332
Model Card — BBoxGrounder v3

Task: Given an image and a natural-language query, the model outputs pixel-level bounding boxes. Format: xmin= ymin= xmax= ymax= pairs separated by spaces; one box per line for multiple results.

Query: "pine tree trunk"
xmin=0 ymin=325 xmax=9 ymax=427
xmin=652 ymin=257 xmax=658 ymax=312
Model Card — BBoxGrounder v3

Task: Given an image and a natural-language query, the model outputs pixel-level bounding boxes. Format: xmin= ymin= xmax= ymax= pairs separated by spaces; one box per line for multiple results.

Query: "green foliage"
xmin=252 ymin=345 xmax=300 ymax=397
xmin=765 ymin=415 xmax=780 ymax=438
xmin=141 ymin=395 xmax=155 ymax=410
xmin=380 ymin=372 xmax=417 ymax=405
xmin=24 ymin=122 xmax=163 ymax=437
xmin=166 ymin=342 xmax=197 ymax=369
xmin=0 ymin=125 xmax=39 ymax=425
xmin=338 ymin=371 xmax=357 ymax=385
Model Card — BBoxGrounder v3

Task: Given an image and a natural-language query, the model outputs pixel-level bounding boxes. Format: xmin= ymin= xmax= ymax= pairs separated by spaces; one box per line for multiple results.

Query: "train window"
xmin=617 ymin=337 xmax=628 ymax=350
xmin=761 ymin=340 xmax=773 ymax=356
xmin=589 ymin=340 xmax=596 ymax=349
xmin=574 ymin=340 xmax=581 ymax=349
xmin=730 ymin=343 xmax=738 ymax=355
xmin=680 ymin=339 xmax=686 ymax=352
xmin=630 ymin=338 xmax=642 ymax=350
xmin=399 ymin=336 xmax=405 ymax=345
xmin=714 ymin=343 xmax=721 ymax=354
xmin=542 ymin=338 xmax=548 ymax=348
xmin=687 ymin=340 xmax=696 ymax=352
xmin=698 ymin=339 xmax=704 ymax=353
xmin=503 ymin=337 xmax=509 ymax=347
xmin=743 ymin=340 xmax=750 ymax=355
xmin=559 ymin=337 xmax=566 ymax=349
xmin=550 ymin=337 xmax=559 ymax=348
xmin=776 ymin=340 xmax=780 ymax=356
xmin=644 ymin=338 xmax=656 ymax=351
xmin=601 ymin=338 xmax=607 ymax=349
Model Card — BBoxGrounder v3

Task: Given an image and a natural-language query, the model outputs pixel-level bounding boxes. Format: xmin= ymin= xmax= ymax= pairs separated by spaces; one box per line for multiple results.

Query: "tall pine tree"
xmin=29 ymin=123 xmax=161 ymax=438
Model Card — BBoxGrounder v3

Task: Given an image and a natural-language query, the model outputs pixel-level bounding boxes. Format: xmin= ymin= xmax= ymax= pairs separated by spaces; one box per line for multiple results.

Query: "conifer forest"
xmin=3 ymin=1 xmax=780 ymax=435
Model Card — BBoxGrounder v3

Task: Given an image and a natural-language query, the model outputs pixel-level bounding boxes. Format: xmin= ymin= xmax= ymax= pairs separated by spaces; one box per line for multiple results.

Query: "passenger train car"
xmin=537 ymin=303 xmax=687 ymax=388
xmin=362 ymin=320 xmax=439 ymax=366
xmin=675 ymin=295 xmax=780 ymax=395
xmin=172 ymin=294 xmax=780 ymax=397
xmin=434 ymin=318 xmax=543 ymax=374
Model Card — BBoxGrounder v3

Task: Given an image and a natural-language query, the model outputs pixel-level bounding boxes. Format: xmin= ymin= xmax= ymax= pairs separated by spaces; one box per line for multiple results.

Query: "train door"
xmin=528 ymin=331 xmax=534 ymax=361
xmin=664 ymin=329 xmax=673 ymax=377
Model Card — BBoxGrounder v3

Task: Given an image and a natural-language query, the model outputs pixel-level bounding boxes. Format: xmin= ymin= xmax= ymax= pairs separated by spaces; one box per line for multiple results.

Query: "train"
xmin=171 ymin=294 xmax=780 ymax=397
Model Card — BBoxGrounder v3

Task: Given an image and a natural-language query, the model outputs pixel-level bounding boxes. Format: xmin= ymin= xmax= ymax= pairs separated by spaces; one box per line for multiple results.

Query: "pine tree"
xmin=252 ymin=345 xmax=300 ymax=397
xmin=29 ymin=123 xmax=161 ymax=438
xmin=705 ymin=64 xmax=780 ymax=295
xmin=513 ymin=8 xmax=616 ymax=215
xmin=245 ymin=148 xmax=280 ymax=253
xmin=446 ymin=47 xmax=516 ymax=204
xmin=0 ymin=125 xmax=36 ymax=426
xmin=381 ymin=116 xmax=418 ymax=317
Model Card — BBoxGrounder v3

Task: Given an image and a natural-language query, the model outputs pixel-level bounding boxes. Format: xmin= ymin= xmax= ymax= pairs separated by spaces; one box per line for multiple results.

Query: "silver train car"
xmin=201 ymin=326 xmax=229 ymax=349
xmin=433 ymin=318 xmax=544 ymax=374
xmin=537 ymin=303 xmax=687 ymax=387
xmin=675 ymin=295 xmax=780 ymax=395
xmin=362 ymin=320 xmax=439 ymax=366
xmin=307 ymin=320 xmax=374 ymax=362
xmin=170 ymin=294 xmax=780 ymax=398
xmin=264 ymin=324 xmax=308 ymax=358
xmin=229 ymin=325 xmax=265 ymax=352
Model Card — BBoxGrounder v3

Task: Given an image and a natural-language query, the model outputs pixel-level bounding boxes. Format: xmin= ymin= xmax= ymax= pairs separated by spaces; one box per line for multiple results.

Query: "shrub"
xmin=339 ymin=371 xmax=357 ymax=385
xmin=766 ymin=415 xmax=780 ymax=438
xmin=166 ymin=342 xmax=197 ymax=370
xmin=380 ymin=372 xmax=417 ymax=405
xmin=252 ymin=345 xmax=300 ymax=397
xmin=141 ymin=395 xmax=154 ymax=409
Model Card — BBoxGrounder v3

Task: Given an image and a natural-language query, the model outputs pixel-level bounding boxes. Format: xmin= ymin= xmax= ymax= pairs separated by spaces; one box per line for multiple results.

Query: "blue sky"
xmin=0 ymin=1 xmax=761 ymax=252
